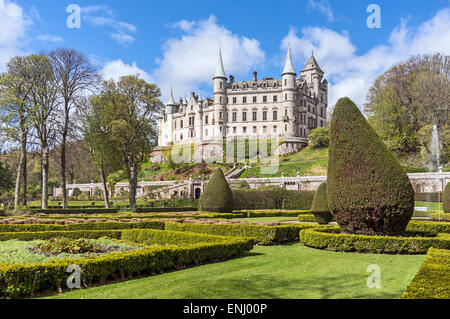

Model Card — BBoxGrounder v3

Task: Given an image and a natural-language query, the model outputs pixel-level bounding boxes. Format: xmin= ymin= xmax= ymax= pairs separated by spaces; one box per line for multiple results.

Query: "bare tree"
xmin=48 ymin=48 xmax=100 ymax=208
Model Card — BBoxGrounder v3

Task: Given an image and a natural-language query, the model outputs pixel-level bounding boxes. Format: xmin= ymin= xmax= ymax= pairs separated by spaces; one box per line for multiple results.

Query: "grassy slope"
xmin=45 ymin=243 xmax=424 ymax=299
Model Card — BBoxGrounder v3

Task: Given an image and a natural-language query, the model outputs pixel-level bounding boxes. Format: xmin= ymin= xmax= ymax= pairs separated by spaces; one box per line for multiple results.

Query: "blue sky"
xmin=1 ymin=0 xmax=449 ymax=108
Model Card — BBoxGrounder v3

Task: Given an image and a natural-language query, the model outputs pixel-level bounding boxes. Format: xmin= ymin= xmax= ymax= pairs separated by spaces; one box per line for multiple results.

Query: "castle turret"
xmin=301 ymin=52 xmax=324 ymax=97
xmin=213 ymin=48 xmax=227 ymax=139
xmin=165 ymin=86 xmax=176 ymax=144
xmin=281 ymin=44 xmax=296 ymax=137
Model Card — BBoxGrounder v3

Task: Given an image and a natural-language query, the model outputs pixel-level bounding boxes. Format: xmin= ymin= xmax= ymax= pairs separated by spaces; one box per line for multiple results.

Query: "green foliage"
xmin=34 ymin=237 xmax=100 ymax=255
xmin=297 ymin=215 xmax=317 ymax=222
xmin=0 ymin=230 xmax=254 ymax=298
xmin=29 ymin=208 xmax=119 ymax=214
xmin=311 ymin=182 xmax=333 ymax=224
xmin=406 ymin=220 xmax=450 ymax=234
xmin=199 ymin=169 xmax=233 ymax=213
xmin=308 ymin=126 xmax=330 ymax=148
xmin=71 ymin=188 xmax=82 ymax=197
xmin=300 ymin=228 xmax=450 ymax=254
xmin=242 ymin=210 xmax=310 ymax=218
xmin=443 ymin=183 xmax=450 ymax=213
xmin=328 ymin=97 xmax=415 ymax=235
xmin=401 ymin=248 xmax=450 ymax=299
xmin=165 ymin=221 xmax=319 ymax=245
xmin=0 ymin=162 xmax=13 ymax=194
xmin=233 ymin=188 xmax=314 ymax=210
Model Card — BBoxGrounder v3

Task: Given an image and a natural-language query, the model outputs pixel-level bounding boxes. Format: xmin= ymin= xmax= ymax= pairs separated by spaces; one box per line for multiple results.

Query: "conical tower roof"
xmin=166 ymin=85 xmax=175 ymax=105
xmin=282 ymin=44 xmax=296 ymax=75
xmin=303 ymin=52 xmax=323 ymax=72
xmin=213 ymin=48 xmax=227 ymax=79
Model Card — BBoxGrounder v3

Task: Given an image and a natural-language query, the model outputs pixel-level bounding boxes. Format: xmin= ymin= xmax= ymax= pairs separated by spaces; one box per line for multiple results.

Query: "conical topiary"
xmin=327 ymin=97 xmax=415 ymax=235
xmin=443 ymin=183 xmax=450 ymax=213
xmin=310 ymin=182 xmax=333 ymax=224
xmin=198 ymin=169 xmax=233 ymax=213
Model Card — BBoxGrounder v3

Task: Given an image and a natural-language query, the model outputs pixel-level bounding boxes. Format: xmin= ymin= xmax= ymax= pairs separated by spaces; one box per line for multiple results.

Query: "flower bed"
xmin=299 ymin=227 xmax=450 ymax=254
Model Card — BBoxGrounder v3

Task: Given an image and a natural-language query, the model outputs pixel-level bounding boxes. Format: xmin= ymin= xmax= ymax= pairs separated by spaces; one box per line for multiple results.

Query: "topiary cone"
xmin=443 ymin=183 xmax=450 ymax=213
xmin=198 ymin=169 xmax=234 ymax=213
xmin=327 ymin=97 xmax=415 ymax=235
xmin=311 ymin=182 xmax=333 ymax=224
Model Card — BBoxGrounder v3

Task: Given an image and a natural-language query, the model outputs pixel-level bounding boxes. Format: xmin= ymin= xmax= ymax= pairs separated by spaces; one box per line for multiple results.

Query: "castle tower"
xmin=165 ymin=86 xmax=176 ymax=145
xmin=281 ymin=44 xmax=296 ymax=138
xmin=213 ymin=48 xmax=227 ymax=139
xmin=301 ymin=52 xmax=324 ymax=97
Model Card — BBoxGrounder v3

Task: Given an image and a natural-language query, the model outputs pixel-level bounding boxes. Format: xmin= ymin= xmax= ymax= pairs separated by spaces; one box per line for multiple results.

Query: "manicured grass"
xmin=44 ymin=243 xmax=424 ymax=299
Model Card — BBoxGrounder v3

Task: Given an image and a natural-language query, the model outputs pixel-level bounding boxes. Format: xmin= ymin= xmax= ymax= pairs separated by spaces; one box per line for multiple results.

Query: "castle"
xmin=155 ymin=46 xmax=328 ymax=161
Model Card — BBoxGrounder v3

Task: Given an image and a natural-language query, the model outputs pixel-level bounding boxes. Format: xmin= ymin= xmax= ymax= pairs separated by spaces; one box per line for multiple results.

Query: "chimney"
xmin=229 ymin=75 xmax=234 ymax=82
xmin=253 ymin=71 xmax=258 ymax=82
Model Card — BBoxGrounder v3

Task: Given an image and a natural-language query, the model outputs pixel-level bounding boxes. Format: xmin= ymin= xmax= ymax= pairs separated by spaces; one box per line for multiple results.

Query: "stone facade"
xmin=155 ymin=47 xmax=328 ymax=161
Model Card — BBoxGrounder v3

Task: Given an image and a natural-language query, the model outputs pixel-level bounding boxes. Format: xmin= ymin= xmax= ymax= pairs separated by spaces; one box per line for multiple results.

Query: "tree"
xmin=97 ymin=75 xmax=162 ymax=209
xmin=0 ymin=56 xmax=33 ymax=208
xmin=81 ymin=96 xmax=122 ymax=208
xmin=48 ymin=48 xmax=99 ymax=208
xmin=310 ymin=182 xmax=332 ymax=224
xmin=443 ymin=183 xmax=450 ymax=214
xmin=27 ymin=54 xmax=58 ymax=209
xmin=0 ymin=161 xmax=13 ymax=195
xmin=198 ymin=169 xmax=233 ymax=213
xmin=308 ymin=126 xmax=330 ymax=148
xmin=327 ymin=97 xmax=415 ymax=235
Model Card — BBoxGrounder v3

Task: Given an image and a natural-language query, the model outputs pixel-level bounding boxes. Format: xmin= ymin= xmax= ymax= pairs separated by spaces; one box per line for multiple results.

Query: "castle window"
xmin=220 ymin=82 xmax=223 ymax=89
xmin=253 ymin=126 xmax=257 ymax=134
xmin=205 ymin=115 xmax=208 ymax=125
xmin=180 ymin=120 xmax=183 ymax=128
xmin=253 ymin=96 xmax=257 ymax=103
xmin=263 ymin=111 xmax=267 ymax=121
xmin=285 ymin=93 xmax=288 ymax=101
xmin=273 ymin=111 xmax=277 ymax=121
xmin=243 ymin=97 xmax=247 ymax=104
xmin=285 ymin=109 xmax=288 ymax=116
xmin=174 ymin=121 xmax=177 ymax=129
xmin=252 ymin=111 xmax=257 ymax=121
xmin=274 ymin=82 xmax=277 ymax=88
xmin=232 ymin=112 xmax=237 ymax=122
xmin=320 ymin=95 xmax=323 ymax=102
xmin=180 ymin=134 xmax=183 ymax=140
xmin=320 ymin=120 xmax=324 ymax=127
xmin=219 ymin=112 xmax=223 ymax=120
xmin=284 ymin=79 xmax=287 ymax=86
xmin=273 ymin=126 xmax=277 ymax=133
xmin=233 ymin=127 xmax=236 ymax=134
xmin=220 ymin=96 xmax=223 ymax=103
xmin=273 ymin=95 xmax=277 ymax=102
xmin=263 ymin=96 xmax=267 ymax=103
xmin=263 ymin=126 xmax=267 ymax=133
xmin=233 ymin=97 xmax=237 ymax=104
xmin=243 ymin=127 xmax=247 ymax=134
xmin=243 ymin=112 xmax=247 ymax=122
xmin=285 ymin=124 xmax=287 ymax=132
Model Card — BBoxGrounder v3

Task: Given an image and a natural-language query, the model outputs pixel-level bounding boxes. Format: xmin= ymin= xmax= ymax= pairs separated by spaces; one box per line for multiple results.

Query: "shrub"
xmin=443 ymin=183 xmax=450 ymax=213
xmin=34 ymin=237 xmax=100 ymax=255
xmin=299 ymin=228 xmax=450 ymax=254
xmin=233 ymin=188 xmax=314 ymax=210
xmin=308 ymin=126 xmax=330 ymax=148
xmin=71 ymin=188 xmax=82 ymax=196
xmin=310 ymin=182 xmax=333 ymax=224
xmin=29 ymin=208 xmax=119 ymax=214
xmin=198 ymin=169 xmax=233 ymax=213
xmin=132 ymin=207 xmax=197 ymax=213
xmin=401 ymin=248 xmax=450 ymax=299
xmin=327 ymin=97 xmax=415 ymax=235
xmin=406 ymin=220 xmax=450 ymax=234
xmin=297 ymin=214 xmax=317 ymax=222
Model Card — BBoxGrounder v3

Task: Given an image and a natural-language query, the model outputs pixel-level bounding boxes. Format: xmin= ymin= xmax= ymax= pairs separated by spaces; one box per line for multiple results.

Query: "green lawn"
xmin=44 ymin=243 xmax=424 ymax=299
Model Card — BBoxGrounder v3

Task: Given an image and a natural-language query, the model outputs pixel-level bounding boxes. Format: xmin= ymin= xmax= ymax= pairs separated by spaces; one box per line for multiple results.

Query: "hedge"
xmin=0 ymin=233 xmax=254 ymax=298
xmin=297 ymin=214 xmax=317 ymax=222
xmin=29 ymin=208 xmax=119 ymax=214
xmin=299 ymin=228 xmax=450 ymax=254
xmin=165 ymin=222 xmax=319 ymax=245
xmin=131 ymin=207 xmax=198 ymax=213
xmin=241 ymin=210 xmax=310 ymax=218
xmin=0 ymin=230 xmax=123 ymax=241
xmin=401 ymin=248 xmax=450 ymax=299
xmin=232 ymin=189 xmax=314 ymax=210
xmin=406 ymin=220 xmax=450 ymax=234
xmin=0 ymin=221 xmax=165 ymax=233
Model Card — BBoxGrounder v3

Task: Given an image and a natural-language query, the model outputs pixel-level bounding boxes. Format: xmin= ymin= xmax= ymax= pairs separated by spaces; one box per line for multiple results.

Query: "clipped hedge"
xmin=401 ymin=248 xmax=450 ymax=299
xmin=406 ymin=220 xmax=450 ymax=234
xmin=297 ymin=215 xmax=317 ymax=222
xmin=0 ymin=234 xmax=254 ymax=298
xmin=232 ymin=188 xmax=314 ymax=210
xmin=0 ymin=230 xmax=123 ymax=241
xmin=241 ymin=210 xmax=310 ymax=218
xmin=444 ymin=183 xmax=450 ymax=213
xmin=132 ymin=207 xmax=198 ymax=213
xmin=0 ymin=221 xmax=165 ymax=233
xmin=299 ymin=228 xmax=450 ymax=254
xmin=165 ymin=221 xmax=318 ymax=245
xmin=29 ymin=208 xmax=119 ymax=215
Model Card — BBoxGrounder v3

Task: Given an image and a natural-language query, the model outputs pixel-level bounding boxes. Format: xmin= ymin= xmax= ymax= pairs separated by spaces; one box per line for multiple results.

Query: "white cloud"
xmin=0 ymin=0 xmax=31 ymax=71
xmin=283 ymin=8 xmax=450 ymax=110
xmin=37 ymin=34 xmax=63 ymax=43
xmin=81 ymin=5 xmax=137 ymax=47
xmin=152 ymin=15 xmax=265 ymax=102
xmin=307 ymin=0 xmax=334 ymax=22
xmin=101 ymin=59 xmax=152 ymax=83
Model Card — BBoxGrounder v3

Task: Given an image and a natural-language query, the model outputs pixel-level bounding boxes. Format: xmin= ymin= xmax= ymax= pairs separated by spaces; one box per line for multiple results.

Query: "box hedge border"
xmin=400 ymin=247 xmax=450 ymax=299
xmin=0 ymin=229 xmax=254 ymax=298
xmin=299 ymin=227 xmax=450 ymax=254
xmin=406 ymin=220 xmax=450 ymax=234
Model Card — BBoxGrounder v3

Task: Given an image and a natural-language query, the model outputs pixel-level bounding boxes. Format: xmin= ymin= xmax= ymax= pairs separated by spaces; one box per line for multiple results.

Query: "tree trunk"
xmin=13 ymin=151 xmax=24 ymax=210
xmin=129 ymin=159 xmax=137 ymax=210
xmin=60 ymin=109 xmax=69 ymax=208
xmin=21 ymin=138 xmax=27 ymax=206
xmin=41 ymin=144 xmax=49 ymax=209
xmin=100 ymin=165 xmax=110 ymax=208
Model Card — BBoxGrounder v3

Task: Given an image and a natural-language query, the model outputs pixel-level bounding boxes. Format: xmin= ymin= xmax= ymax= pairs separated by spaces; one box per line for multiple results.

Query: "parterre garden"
xmin=1 ymin=97 xmax=449 ymax=299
